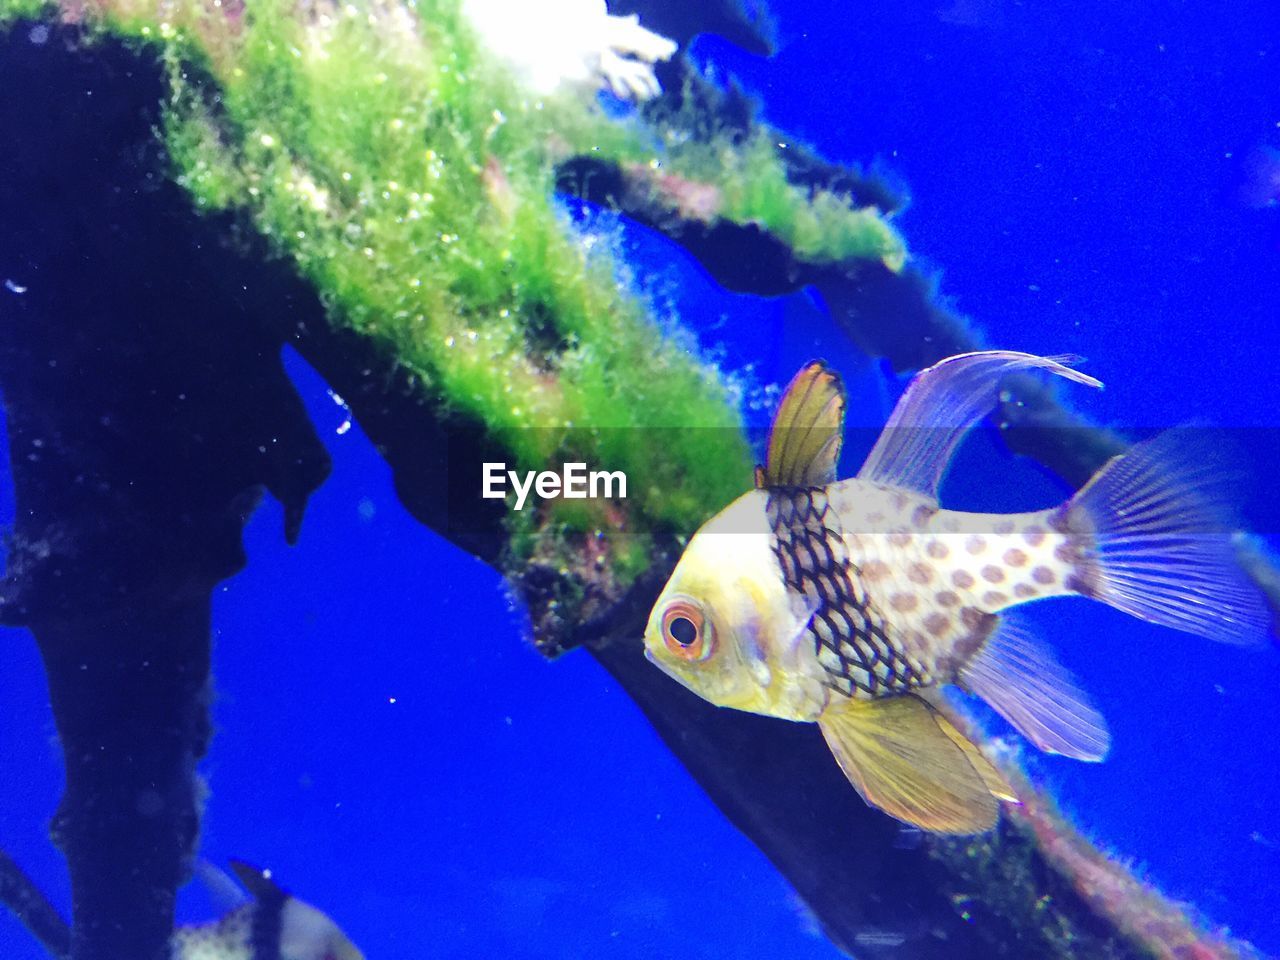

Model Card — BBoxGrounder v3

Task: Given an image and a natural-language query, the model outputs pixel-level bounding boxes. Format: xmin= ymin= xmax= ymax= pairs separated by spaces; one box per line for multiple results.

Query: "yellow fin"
xmin=818 ymin=695 xmax=1003 ymax=833
xmin=932 ymin=711 xmax=1020 ymax=804
xmin=760 ymin=361 xmax=846 ymax=488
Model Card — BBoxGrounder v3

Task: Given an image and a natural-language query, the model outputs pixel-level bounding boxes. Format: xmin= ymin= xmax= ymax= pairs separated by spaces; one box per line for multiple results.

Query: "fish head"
xmin=644 ymin=490 xmax=820 ymax=718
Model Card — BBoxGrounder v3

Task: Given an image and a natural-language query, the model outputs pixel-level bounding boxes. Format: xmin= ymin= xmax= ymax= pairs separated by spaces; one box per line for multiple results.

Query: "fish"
xmin=643 ymin=351 xmax=1269 ymax=833
xmin=0 ymin=852 xmax=362 ymax=960
xmin=172 ymin=860 xmax=364 ymax=960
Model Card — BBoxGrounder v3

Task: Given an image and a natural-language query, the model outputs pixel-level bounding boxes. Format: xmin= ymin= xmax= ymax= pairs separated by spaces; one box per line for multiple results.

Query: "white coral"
xmin=461 ymin=0 xmax=678 ymax=100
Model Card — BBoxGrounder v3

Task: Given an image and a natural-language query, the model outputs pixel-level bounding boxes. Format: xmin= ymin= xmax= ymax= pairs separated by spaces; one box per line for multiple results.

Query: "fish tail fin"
xmin=960 ymin=617 xmax=1110 ymax=760
xmin=817 ymin=694 xmax=1015 ymax=834
xmin=1059 ymin=429 xmax=1270 ymax=646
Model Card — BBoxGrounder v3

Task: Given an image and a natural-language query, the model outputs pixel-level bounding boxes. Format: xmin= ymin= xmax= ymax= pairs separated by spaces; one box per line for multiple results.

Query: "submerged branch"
xmin=0 ymin=30 xmax=328 ymax=959
xmin=0 ymin=852 xmax=70 ymax=960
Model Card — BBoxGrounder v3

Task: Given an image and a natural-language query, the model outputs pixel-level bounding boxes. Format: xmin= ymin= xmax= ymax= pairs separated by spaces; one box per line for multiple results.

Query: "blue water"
xmin=3 ymin=0 xmax=1280 ymax=956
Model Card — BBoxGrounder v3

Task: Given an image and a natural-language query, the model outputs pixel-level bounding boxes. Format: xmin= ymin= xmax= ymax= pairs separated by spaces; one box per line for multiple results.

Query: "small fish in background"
xmin=644 ymin=351 xmax=1269 ymax=833
xmin=173 ymin=860 xmax=363 ymax=960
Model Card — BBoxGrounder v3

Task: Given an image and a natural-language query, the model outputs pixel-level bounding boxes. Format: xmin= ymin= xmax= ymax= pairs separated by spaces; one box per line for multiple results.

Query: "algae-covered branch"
xmin=0 ymin=2 xmax=1269 ymax=959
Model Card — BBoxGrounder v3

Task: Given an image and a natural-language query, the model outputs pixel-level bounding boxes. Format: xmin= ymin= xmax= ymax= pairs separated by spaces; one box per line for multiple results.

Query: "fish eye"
xmin=670 ymin=616 xmax=697 ymax=645
xmin=662 ymin=599 xmax=711 ymax=662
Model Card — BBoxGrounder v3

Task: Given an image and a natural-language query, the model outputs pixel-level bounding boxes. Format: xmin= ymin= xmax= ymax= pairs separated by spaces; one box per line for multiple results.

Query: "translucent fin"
xmin=960 ymin=619 xmax=1110 ymax=761
xmin=818 ymin=695 xmax=1002 ymax=834
xmin=760 ymin=361 xmax=846 ymax=488
xmin=1063 ymin=429 xmax=1270 ymax=646
xmin=858 ymin=351 xmax=1103 ymax=501
xmin=931 ymin=709 xmax=1021 ymax=802
xmin=193 ymin=859 xmax=251 ymax=911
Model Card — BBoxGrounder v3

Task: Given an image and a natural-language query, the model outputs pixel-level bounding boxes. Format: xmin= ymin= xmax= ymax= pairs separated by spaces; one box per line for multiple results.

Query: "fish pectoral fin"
xmin=762 ymin=361 xmax=846 ymax=487
xmin=931 ymin=708 xmax=1020 ymax=804
xmin=960 ymin=617 xmax=1110 ymax=761
xmin=818 ymin=694 xmax=1006 ymax=834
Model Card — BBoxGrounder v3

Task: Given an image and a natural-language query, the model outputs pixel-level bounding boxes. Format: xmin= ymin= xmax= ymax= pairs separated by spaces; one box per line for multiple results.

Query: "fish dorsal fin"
xmin=857 ymin=351 xmax=1102 ymax=502
xmin=229 ymin=859 xmax=289 ymax=904
xmin=817 ymin=694 xmax=1011 ymax=833
xmin=759 ymin=361 xmax=846 ymax=488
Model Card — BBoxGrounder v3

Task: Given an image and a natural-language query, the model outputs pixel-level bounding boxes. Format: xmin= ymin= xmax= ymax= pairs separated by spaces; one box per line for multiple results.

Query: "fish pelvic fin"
xmin=817 ymin=694 xmax=1012 ymax=834
xmin=960 ymin=617 xmax=1110 ymax=761
xmin=760 ymin=361 xmax=846 ymax=487
xmin=1060 ymin=428 xmax=1271 ymax=646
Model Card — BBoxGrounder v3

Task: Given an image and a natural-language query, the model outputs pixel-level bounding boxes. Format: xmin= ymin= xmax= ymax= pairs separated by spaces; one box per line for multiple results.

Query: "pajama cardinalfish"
xmin=172 ymin=861 xmax=363 ymax=960
xmin=643 ymin=351 xmax=1269 ymax=833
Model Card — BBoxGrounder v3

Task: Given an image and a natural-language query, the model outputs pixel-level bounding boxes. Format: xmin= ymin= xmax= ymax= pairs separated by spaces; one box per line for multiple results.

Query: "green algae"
xmin=0 ymin=0 xmax=47 ymax=20
xmin=921 ymin=735 xmax=1265 ymax=960
xmin=651 ymin=128 xmax=907 ymax=267
xmin=929 ymin=825 xmax=1137 ymax=960
xmin=0 ymin=0 xmax=908 ymax=574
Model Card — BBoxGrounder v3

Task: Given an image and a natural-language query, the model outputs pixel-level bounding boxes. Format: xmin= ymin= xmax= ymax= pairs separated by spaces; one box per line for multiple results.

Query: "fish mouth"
xmin=643 ymin=646 xmax=674 ymax=678
xmin=642 ymin=645 xmax=699 ymax=691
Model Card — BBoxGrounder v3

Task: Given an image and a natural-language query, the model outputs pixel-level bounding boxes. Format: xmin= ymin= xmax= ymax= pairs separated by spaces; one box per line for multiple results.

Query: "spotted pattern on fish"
xmin=822 ymin=480 xmax=1086 ymax=682
xmin=171 ymin=904 xmax=255 ymax=960
xmin=170 ymin=893 xmax=363 ymax=960
xmin=765 ymin=487 xmax=926 ymax=698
